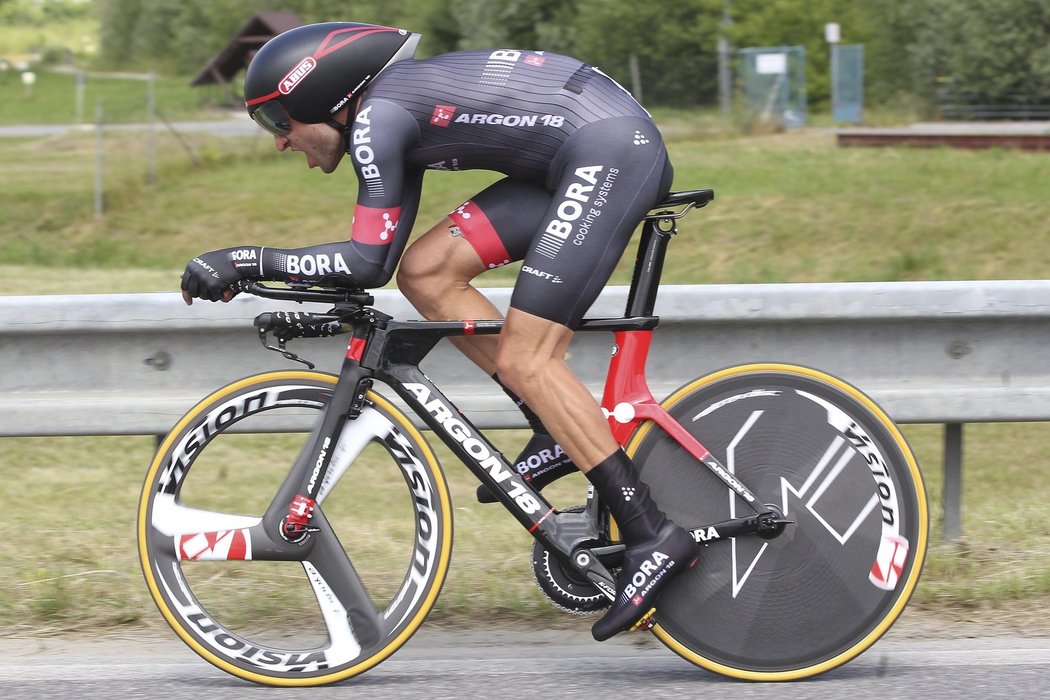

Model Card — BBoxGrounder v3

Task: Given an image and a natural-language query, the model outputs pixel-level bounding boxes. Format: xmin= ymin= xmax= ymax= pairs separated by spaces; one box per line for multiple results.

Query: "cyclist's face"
xmin=273 ymin=117 xmax=345 ymax=174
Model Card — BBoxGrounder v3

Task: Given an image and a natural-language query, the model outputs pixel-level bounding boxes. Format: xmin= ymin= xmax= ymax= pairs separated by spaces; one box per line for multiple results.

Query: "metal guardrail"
xmin=3 ymin=281 xmax=1050 ymax=538
xmin=936 ymin=88 xmax=1050 ymax=120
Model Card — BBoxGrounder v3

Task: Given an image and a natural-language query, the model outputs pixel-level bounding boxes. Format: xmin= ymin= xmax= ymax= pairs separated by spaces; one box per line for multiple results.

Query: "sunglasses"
xmin=250 ymin=100 xmax=292 ymax=136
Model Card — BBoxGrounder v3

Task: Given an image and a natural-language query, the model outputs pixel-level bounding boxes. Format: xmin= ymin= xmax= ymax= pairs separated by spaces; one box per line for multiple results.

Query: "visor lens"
xmin=250 ymin=100 xmax=291 ymax=136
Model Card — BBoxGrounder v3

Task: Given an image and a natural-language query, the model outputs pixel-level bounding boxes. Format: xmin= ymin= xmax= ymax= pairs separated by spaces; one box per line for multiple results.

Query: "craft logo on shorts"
xmin=431 ymin=104 xmax=456 ymax=127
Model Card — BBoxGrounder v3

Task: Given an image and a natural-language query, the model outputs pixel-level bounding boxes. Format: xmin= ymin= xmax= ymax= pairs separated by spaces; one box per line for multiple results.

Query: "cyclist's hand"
xmin=180 ymin=248 xmax=257 ymax=305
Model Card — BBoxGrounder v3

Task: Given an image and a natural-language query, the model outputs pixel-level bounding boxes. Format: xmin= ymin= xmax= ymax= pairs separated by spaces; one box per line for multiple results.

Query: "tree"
xmin=910 ymin=0 xmax=1050 ymax=103
xmin=851 ymin=0 xmax=922 ymax=104
xmin=92 ymin=0 xmax=1050 ymax=112
xmin=422 ymin=0 xmax=461 ymax=55
xmin=96 ymin=0 xmax=142 ymax=66
xmin=413 ymin=0 xmax=724 ymax=105
xmin=569 ymin=0 xmax=722 ymax=106
xmin=94 ymin=0 xmax=430 ymax=73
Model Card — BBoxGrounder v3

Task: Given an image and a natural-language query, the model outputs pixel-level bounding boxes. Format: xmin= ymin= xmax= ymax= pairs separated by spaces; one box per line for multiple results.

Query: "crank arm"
xmin=569 ymin=546 xmax=622 ymax=602
xmin=690 ymin=507 xmax=794 ymax=544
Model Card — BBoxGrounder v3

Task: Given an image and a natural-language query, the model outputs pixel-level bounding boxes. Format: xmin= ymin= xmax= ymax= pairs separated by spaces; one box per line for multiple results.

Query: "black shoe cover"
xmin=591 ymin=522 xmax=698 ymax=642
xmin=476 ymin=433 xmax=577 ymax=503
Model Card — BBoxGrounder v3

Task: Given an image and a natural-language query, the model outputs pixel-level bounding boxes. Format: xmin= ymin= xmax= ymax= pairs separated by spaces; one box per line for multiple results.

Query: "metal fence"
xmin=739 ymin=45 xmax=807 ymax=128
xmin=4 ymin=281 xmax=1050 ymax=539
xmin=936 ymin=88 xmax=1050 ymax=120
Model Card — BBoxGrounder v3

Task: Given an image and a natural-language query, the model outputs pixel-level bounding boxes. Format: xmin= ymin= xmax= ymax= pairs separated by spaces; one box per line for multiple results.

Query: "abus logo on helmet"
xmin=280 ymin=56 xmax=316 ymax=95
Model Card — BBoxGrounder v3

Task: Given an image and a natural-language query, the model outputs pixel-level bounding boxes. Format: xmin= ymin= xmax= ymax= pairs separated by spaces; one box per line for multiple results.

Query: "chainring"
xmin=531 ymin=538 xmax=611 ymax=615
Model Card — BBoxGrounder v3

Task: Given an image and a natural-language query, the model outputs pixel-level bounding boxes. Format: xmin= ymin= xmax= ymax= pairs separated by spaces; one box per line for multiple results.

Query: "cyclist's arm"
xmin=259 ymin=99 xmax=422 ymax=288
xmin=182 ymin=100 xmax=421 ymax=299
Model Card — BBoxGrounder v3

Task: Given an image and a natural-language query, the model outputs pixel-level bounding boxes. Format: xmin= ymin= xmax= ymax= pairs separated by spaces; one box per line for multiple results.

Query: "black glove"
xmin=181 ymin=246 xmax=261 ymax=302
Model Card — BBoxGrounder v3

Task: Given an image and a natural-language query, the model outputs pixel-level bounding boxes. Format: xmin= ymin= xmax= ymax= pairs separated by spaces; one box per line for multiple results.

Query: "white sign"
xmin=21 ymin=71 xmax=37 ymax=86
xmin=756 ymin=53 xmax=787 ymax=75
xmin=825 ymin=22 xmax=841 ymax=43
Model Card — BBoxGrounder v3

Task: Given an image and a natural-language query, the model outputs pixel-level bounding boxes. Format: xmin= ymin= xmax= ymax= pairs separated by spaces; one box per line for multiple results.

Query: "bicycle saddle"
xmin=654 ymin=189 xmax=714 ymax=209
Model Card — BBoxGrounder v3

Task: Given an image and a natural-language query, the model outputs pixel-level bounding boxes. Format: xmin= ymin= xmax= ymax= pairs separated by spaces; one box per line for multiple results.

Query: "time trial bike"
xmin=138 ymin=188 xmax=928 ymax=686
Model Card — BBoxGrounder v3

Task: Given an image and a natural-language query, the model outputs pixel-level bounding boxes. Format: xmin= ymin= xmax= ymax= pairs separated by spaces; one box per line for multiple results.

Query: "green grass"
xmin=2 ymin=124 xmax=1048 ymax=296
xmin=668 ymin=132 xmax=1050 ymax=284
xmin=0 ymin=9 xmax=96 ymax=63
xmin=0 ymin=68 xmax=218 ymax=125
xmin=0 ymin=6 xmax=212 ymax=126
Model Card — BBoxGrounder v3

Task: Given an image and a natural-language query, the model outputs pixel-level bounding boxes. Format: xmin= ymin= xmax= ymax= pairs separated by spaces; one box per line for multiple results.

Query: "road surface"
xmin=1 ymin=618 xmax=1047 ymax=699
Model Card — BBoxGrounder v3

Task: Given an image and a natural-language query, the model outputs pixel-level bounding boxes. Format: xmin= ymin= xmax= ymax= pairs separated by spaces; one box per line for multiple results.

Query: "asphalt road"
xmin=1 ymin=622 xmax=1048 ymax=700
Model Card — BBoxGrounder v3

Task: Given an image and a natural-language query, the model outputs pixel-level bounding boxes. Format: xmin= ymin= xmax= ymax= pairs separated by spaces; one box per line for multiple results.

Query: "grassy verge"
xmin=1 ymin=422 xmax=1049 ymax=636
xmin=0 ymin=68 xmax=219 ymax=125
xmin=2 ymin=125 xmax=1049 ymax=296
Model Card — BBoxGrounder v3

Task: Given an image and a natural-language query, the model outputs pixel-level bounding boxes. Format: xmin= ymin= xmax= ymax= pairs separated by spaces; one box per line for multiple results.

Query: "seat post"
xmin=625 ymin=215 xmax=676 ymax=317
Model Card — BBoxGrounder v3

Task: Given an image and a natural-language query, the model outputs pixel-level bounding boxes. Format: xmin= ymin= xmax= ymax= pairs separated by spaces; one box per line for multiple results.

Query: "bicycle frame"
xmin=262 ymin=189 xmax=776 ymax=594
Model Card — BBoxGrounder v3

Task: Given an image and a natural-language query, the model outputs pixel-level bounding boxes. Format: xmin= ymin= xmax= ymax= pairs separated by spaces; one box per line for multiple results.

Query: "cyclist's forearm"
xmin=220 ymin=242 xmax=392 ymax=288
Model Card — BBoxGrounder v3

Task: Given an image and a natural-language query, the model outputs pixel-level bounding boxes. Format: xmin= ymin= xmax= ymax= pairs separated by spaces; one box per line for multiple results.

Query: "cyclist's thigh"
xmin=511 ymin=116 xmax=674 ymax=329
xmin=445 ymin=178 xmax=553 ymax=271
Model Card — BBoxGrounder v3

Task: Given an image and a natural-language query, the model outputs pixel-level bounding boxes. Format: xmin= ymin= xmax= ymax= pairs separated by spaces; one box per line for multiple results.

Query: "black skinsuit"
xmin=256 ymin=49 xmax=673 ymax=328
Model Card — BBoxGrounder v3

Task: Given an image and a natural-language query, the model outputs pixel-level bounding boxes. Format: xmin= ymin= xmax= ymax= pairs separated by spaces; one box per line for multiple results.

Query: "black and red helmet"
xmin=245 ymin=22 xmax=420 ymax=134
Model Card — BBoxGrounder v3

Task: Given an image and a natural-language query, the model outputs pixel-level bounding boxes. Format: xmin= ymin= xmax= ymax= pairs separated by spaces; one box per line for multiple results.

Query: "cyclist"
xmin=179 ymin=21 xmax=697 ymax=640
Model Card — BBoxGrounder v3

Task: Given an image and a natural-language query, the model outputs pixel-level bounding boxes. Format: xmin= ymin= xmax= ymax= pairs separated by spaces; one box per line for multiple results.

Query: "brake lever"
xmin=257 ymin=327 xmax=316 ymax=369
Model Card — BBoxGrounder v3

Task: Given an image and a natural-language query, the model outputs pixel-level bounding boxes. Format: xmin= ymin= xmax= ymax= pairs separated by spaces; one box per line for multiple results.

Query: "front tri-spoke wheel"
xmin=138 ymin=371 xmax=453 ymax=686
xmin=627 ymin=363 xmax=928 ymax=680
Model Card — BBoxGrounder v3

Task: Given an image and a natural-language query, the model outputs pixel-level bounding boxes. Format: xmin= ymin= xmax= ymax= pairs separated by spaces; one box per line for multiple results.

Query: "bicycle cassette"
xmin=531 ymin=538 xmax=610 ymax=615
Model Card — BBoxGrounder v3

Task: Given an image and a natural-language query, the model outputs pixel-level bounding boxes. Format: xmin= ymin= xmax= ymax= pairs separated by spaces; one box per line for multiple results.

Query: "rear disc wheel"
xmin=627 ymin=363 xmax=928 ymax=680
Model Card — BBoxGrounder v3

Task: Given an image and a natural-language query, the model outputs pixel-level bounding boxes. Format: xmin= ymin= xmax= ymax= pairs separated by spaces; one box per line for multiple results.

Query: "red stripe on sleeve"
xmin=352 ymin=204 xmax=402 ymax=245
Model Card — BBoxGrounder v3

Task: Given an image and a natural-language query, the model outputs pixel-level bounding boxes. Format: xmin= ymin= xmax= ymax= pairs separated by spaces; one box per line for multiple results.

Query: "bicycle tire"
xmin=138 ymin=371 xmax=453 ymax=686
xmin=626 ymin=363 xmax=928 ymax=680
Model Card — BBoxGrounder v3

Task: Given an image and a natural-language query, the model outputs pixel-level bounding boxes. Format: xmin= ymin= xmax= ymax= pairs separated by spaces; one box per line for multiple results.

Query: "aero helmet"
xmin=244 ymin=22 xmax=420 ymax=135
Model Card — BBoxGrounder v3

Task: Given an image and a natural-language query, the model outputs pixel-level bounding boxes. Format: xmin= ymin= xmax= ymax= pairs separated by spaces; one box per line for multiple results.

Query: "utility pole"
xmin=718 ymin=0 xmax=733 ymax=116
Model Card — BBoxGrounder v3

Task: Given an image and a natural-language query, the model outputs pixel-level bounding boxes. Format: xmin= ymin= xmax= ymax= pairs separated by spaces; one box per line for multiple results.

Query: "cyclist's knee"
xmin=491 ymin=348 xmax=525 ymax=388
xmin=496 ymin=311 xmax=573 ymax=391
xmin=398 ymin=223 xmax=480 ymax=306
xmin=398 ymin=242 xmax=446 ymax=306
xmin=395 ymin=248 xmax=430 ymax=303
xmin=493 ymin=355 xmax=536 ymax=399
xmin=494 ymin=339 xmax=553 ymax=397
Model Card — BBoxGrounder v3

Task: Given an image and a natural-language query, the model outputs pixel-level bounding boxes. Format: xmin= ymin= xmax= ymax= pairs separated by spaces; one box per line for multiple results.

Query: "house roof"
xmin=191 ymin=12 xmax=302 ymax=87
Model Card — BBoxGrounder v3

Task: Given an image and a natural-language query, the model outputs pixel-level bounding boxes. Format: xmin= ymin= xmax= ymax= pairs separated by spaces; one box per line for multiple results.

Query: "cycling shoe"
xmin=591 ymin=522 xmax=698 ymax=642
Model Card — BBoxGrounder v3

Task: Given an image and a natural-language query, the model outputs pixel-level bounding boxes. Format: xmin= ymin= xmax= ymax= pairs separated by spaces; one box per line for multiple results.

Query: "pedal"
xmin=629 ymin=608 xmax=658 ymax=632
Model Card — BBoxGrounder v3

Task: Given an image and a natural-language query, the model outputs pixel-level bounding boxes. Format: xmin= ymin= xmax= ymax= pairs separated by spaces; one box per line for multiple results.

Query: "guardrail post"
xmin=943 ymin=423 xmax=963 ymax=539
